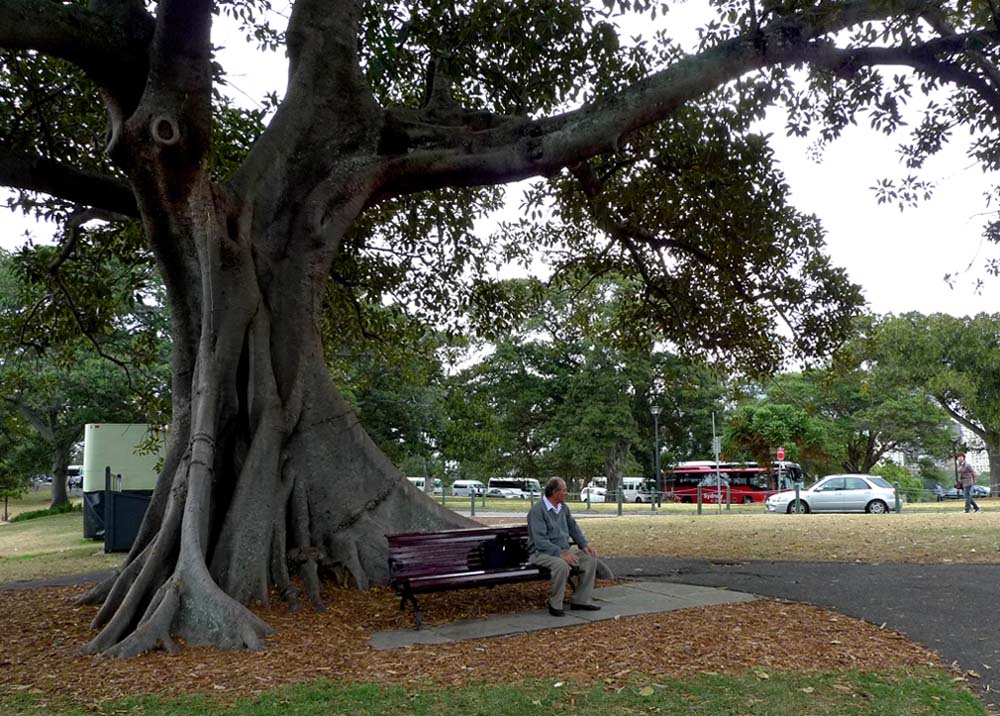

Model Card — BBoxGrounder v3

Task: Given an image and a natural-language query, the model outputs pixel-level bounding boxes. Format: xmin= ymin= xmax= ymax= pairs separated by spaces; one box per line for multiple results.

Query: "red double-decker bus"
xmin=664 ymin=461 xmax=803 ymax=504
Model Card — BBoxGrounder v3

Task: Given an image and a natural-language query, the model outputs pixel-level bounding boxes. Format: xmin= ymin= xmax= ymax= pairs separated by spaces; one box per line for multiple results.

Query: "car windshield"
xmin=868 ymin=477 xmax=893 ymax=489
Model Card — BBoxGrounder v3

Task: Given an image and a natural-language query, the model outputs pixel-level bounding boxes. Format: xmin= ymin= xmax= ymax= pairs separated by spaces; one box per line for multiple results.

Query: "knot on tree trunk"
xmin=150 ymin=115 xmax=182 ymax=146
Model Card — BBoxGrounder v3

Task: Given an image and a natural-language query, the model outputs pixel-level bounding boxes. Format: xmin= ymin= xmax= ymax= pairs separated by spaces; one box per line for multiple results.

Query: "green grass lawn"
xmin=0 ymin=670 xmax=985 ymax=716
xmin=584 ymin=510 xmax=1000 ymax=563
xmin=0 ymin=511 xmax=122 ymax=584
xmin=1 ymin=487 xmax=66 ymax=520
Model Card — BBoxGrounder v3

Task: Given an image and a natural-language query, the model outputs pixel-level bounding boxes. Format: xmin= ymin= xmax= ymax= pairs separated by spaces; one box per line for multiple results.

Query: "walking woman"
xmin=957 ymin=452 xmax=981 ymax=514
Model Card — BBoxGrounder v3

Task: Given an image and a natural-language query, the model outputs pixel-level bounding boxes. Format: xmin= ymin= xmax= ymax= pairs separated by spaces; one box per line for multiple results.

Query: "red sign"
xmin=777 ymin=446 xmax=785 ymax=461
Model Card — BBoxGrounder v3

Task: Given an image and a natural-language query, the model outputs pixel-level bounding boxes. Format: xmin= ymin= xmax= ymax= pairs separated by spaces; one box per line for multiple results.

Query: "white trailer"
xmin=82 ymin=423 xmax=162 ymax=492
xmin=82 ymin=423 xmax=164 ymax=542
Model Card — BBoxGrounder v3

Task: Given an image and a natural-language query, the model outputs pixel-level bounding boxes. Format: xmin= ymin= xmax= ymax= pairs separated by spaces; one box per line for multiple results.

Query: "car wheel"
xmin=741 ymin=496 xmax=754 ymax=504
xmin=786 ymin=500 xmax=809 ymax=514
xmin=866 ymin=499 xmax=888 ymax=514
xmin=635 ymin=496 xmax=643 ymax=503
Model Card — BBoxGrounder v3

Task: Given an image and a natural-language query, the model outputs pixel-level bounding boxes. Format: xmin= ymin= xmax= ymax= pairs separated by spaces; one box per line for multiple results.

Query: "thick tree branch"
xmin=936 ymin=396 xmax=986 ymax=440
xmin=791 ymin=34 xmax=1000 ymax=117
xmin=373 ymin=0 xmax=991 ymax=198
xmin=0 ymin=148 xmax=138 ymax=217
xmin=0 ymin=0 xmax=152 ymax=105
xmin=1 ymin=395 xmax=53 ymax=443
xmin=922 ymin=4 xmax=1000 ymax=89
xmin=230 ymin=0 xmax=379 ymax=209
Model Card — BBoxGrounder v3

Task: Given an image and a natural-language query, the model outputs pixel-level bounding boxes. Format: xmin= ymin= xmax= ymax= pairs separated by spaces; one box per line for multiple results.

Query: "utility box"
xmin=81 ymin=423 xmax=163 ymax=544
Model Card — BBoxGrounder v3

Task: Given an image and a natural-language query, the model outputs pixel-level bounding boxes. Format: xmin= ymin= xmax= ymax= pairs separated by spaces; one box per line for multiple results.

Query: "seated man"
xmin=527 ymin=477 xmax=600 ymax=617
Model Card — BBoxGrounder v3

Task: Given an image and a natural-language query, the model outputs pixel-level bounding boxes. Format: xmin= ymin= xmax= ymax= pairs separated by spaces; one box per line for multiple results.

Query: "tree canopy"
xmin=0 ymin=246 xmax=170 ymax=506
xmin=871 ymin=312 xmax=1000 ymax=489
xmin=3 ymin=0 xmax=1000 ymax=657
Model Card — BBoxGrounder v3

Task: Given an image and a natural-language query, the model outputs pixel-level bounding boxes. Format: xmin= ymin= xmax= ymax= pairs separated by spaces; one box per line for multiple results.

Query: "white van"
xmin=406 ymin=476 xmax=443 ymax=495
xmin=622 ymin=476 xmax=654 ymax=503
xmin=451 ymin=479 xmax=485 ymax=497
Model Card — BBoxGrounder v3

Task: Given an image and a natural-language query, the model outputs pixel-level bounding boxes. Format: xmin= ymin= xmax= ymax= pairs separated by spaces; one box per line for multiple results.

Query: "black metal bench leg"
xmin=399 ymin=587 xmax=423 ymax=630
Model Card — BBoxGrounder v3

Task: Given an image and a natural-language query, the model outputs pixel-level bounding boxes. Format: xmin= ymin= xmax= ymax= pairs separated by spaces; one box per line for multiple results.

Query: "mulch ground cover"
xmin=0 ymin=580 xmax=945 ymax=707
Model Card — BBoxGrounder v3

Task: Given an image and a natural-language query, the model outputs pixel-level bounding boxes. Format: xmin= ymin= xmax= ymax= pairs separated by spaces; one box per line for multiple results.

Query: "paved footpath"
xmin=605 ymin=557 xmax=1000 ymax=710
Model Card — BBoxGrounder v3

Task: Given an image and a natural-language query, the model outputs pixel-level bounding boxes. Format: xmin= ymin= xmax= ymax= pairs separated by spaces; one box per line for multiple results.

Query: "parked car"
xmin=765 ymin=474 xmax=901 ymax=514
xmin=944 ymin=485 xmax=991 ymax=499
xmin=579 ymin=486 xmax=606 ymax=503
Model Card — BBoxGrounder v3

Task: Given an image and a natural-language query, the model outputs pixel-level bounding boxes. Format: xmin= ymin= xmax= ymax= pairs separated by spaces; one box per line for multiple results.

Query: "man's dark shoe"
xmin=570 ymin=603 xmax=601 ymax=611
xmin=548 ymin=604 xmax=565 ymax=617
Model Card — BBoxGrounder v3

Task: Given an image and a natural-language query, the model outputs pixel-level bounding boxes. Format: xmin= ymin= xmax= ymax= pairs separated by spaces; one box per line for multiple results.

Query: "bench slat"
xmin=388 ymin=525 xmax=539 ymax=594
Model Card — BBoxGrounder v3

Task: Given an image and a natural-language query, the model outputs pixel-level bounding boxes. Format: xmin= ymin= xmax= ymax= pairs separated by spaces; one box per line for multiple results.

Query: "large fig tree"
xmin=1 ymin=0 xmax=999 ymax=657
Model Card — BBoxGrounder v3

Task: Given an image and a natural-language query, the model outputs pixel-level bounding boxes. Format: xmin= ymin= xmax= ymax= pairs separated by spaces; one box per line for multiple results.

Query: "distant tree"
xmin=0 ymin=248 xmax=170 ymax=507
xmin=443 ymin=277 xmax=728 ymax=493
xmin=760 ymin=360 xmax=954 ymax=473
xmin=0 ymin=415 xmax=39 ymax=521
xmin=872 ymin=314 xmax=1000 ymax=493
xmin=870 ymin=462 xmax=922 ymax=503
xmin=723 ymin=400 xmax=831 ymax=480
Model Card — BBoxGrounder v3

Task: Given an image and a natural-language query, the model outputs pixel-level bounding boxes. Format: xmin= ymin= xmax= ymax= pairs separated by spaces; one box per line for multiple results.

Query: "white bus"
xmin=405 ymin=476 xmax=443 ymax=495
xmin=487 ymin=477 xmax=541 ymax=499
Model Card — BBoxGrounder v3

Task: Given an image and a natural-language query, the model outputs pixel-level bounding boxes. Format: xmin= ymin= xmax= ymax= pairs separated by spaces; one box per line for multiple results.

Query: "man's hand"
xmin=583 ymin=545 xmax=598 ymax=558
xmin=560 ymin=550 xmax=579 ymax=566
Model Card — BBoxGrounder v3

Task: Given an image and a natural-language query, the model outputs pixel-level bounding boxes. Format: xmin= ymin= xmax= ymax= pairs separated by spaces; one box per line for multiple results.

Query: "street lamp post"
xmin=651 ymin=405 xmax=662 ymax=508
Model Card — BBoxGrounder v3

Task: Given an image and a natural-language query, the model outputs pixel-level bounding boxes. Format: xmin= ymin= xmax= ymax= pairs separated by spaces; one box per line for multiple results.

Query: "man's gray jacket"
xmin=527 ymin=499 xmax=588 ymax=556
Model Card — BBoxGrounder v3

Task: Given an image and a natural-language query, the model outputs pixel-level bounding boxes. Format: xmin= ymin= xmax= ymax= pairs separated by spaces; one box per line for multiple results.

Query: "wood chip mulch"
xmin=0 ymin=580 xmax=945 ymax=706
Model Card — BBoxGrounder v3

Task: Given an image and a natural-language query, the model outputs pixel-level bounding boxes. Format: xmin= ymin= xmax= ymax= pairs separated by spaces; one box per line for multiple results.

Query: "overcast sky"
xmin=1 ymin=5 xmax=996 ymax=320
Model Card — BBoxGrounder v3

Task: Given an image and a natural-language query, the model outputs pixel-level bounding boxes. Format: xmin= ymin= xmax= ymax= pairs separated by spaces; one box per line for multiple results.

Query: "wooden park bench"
xmin=388 ymin=524 xmax=574 ymax=628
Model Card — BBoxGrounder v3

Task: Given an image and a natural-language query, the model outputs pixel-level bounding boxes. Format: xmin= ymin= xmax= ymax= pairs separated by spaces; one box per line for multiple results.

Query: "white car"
xmin=765 ymin=474 xmax=901 ymax=514
xmin=580 ymin=486 xmax=606 ymax=503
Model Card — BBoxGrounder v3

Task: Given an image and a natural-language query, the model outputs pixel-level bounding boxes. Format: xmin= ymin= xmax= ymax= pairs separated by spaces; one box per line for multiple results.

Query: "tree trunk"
xmin=985 ymin=435 xmax=1000 ymax=495
xmin=78 ymin=186 xmax=473 ymax=658
xmin=604 ymin=440 xmax=627 ymax=496
xmin=48 ymin=446 xmax=72 ymax=510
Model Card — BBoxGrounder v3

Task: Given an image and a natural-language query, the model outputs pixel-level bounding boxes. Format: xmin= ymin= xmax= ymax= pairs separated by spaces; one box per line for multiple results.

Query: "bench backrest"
xmin=388 ymin=525 xmax=530 ymax=580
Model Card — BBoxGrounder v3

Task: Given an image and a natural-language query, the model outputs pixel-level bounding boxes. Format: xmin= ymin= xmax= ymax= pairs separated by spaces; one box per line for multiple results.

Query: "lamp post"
xmin=651 ymin=405 xmax=662 ymax=508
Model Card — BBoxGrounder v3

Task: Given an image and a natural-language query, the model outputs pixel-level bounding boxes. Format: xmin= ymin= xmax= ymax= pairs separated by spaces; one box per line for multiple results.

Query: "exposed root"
xmin=99 ymin=581 xmax=181 ymax=658
xmin=290 ymin=473 xmax=323 ymax=607
xmin=75 ymin=567 xmax=121 ymax=607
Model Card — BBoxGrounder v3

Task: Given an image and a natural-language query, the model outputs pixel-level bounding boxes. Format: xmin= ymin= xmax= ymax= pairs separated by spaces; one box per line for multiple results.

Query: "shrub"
xmin=10 ymin=502 xmax=82 ymax=523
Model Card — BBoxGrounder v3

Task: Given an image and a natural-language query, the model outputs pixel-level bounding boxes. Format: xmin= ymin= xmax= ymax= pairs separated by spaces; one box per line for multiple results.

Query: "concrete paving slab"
xmin=369 ymin=581 xmax=759 ymax=650
xmin=625 ymin=581 xmax=752 ymax=599
xmin=368 ymin=629 xmax=453 ymax=650
xmin=432 ymin=610 xmax=589 ymax=640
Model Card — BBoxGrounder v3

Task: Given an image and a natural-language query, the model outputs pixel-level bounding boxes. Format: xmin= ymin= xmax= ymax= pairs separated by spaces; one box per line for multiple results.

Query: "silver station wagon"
xmin=765 ymin=474 xmax=901 ymax=514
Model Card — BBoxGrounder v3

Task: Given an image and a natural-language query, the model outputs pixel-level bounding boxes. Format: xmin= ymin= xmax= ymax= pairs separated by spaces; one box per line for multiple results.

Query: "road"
xmin=605 ymin=556 xmax=1000 ymax=709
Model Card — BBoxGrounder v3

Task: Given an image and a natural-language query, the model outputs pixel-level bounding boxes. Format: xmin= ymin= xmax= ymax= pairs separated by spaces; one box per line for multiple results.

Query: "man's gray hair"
xmin=544 ymin=478 xmax=564 ymax=497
